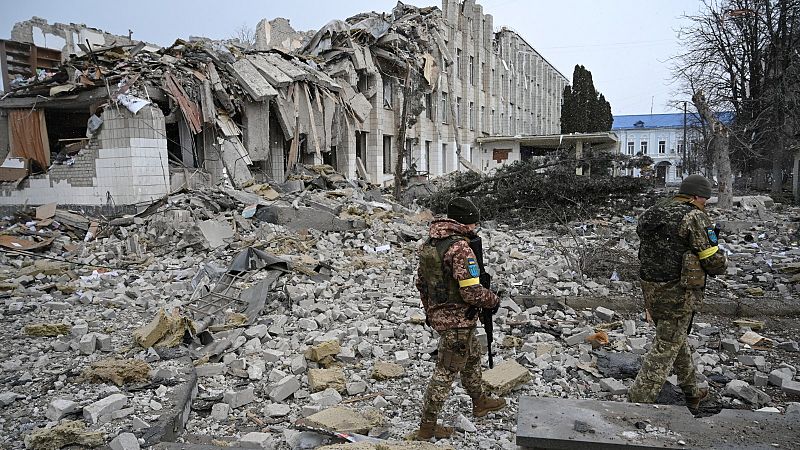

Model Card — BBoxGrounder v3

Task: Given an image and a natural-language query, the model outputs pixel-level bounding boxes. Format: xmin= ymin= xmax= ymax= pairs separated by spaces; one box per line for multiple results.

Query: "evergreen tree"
xmin=560 ymin=65 xmax=613 ymax=133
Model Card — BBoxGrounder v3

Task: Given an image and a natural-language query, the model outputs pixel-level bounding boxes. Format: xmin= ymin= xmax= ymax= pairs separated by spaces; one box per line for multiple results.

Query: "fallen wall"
xmin=0 ymin=105 xmax=169 ymax=206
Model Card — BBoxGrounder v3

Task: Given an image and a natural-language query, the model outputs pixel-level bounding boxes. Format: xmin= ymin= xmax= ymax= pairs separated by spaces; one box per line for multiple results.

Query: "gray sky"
xmin=1 ymin=0 xmax=701 ymax=115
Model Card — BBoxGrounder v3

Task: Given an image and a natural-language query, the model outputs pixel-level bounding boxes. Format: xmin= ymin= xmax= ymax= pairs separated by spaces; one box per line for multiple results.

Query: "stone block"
xmin=623 ymin=320 xmax=636 ymax=337
xmin=195 ymin=363 xmax=226 ymax=377
xmin=600 ymin=378 xmax=628 ymax=395
xmin=45 ymin=398 xmax=79 ymax=421
xmin=565 ymin=329 xmax=592 ymax=346
xmin=290 ymin=355 xmax=307 ymax=374
xmin=394 ymin=350 xmax=411 ymax=366
xmin=79 ymin=333 xmax=97 ymax=355
xmin=303 ymin=406 xmax=376 ymax=434
xmin=482 ymin=360 xmax=531 ymax=395
xmin=347 ymin=381 xmax=368 ymax=395
xmin=721 ymin=338 xmax=740 ymax=353
xmin=594 ymin=306 xmax=615 ymax=322
xmin=305 ymin=340 xmax=340 ymax=362
xmin=132 ymin=309 xmax=171 ymax=348
xmin=753 ymin=372 xmax=768 ymax=387
xmin=738 ymin=355 xmax=766 ymax=370
xmin=769 ymin=368 xmax=793 ymax=387
xmin=269 ymin=375 xmax=300 ymax=402
xmin=371 ymin=361 xmax=405 ymax=380
xmin=84 ymin=393 xmax=128 ymax=424
xmin=724 ymin=380 xmax=771 ymax=406
xmin=265 ymin=403 xmax=291 ymax=417
xmin=239 ymin=432 xmax=274 ymax=449
xmin=109 ymin=432 xmax=140 ymax=450
xmin=782 ymin=380 xmax=800 ymax=396
xmin=310 ymin=388 xmax=342 ymax=407
xmin=211 ymin=403 xmax=230 ymax=421
xmin=223 ymin=386 xmax=255 ymax=409
xmin=308 ymin=368 xmax=346 ymax=393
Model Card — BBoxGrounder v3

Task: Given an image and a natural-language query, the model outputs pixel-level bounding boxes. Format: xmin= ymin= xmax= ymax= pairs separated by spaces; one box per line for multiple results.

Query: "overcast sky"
xmin=1 ymin=0 xmax=702 ymax=115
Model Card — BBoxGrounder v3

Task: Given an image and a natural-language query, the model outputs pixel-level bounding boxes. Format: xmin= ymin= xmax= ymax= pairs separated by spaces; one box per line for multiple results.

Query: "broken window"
xmin=356 ymin=131 xmax=367 ymax=167
xmin=383 ymin=78 xmax=393 ymax=109
xmin=425 ymin=93 xmax=433 ymax=120
xmin=469 ymin=56 xmax=475 ymax=86
xmin=357 ymin=74 xmax=369 ymax=94
xmin=405 ymin=139 xmax=413 ymax=170
xmin=441 ymin=92 xmax=449 ymax=124
xmin=424 ymin=141 xmax=431 ymax=172
xmin=44 ymin=108 xmax=93 ymax=167
xmin=469 ymin=102 xmax=475 ymax=130
xmin=383 ymin=134 xmax=392 ymax=174
xmin=441 ymin=142 xmax=448 ymax=173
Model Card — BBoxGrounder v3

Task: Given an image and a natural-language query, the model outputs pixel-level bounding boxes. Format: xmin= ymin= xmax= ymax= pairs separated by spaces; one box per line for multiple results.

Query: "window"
xmin=469 ymin=56 xmax=475 ymax=86
xmin=356 ymin=131 xmax=367 ymax=164
xmin=425 ymin=141 xmax=431 ymax=172
xmin=481 ymin=62 xmax=486 ymax=90
xmin=383 ymin=135 xmax=392 ymax=173
xmin=677 ymin=140 xmax=685 ymax=153
xmin=469 ymin=102 xmax=475 ymax=130
xmin=640 ymin=140 xmax=648 ymax=154
xmin=441 ymin=92 xmax=449 ymax=124
xmin=491 ymin=109 xmax=495 ymax=134
xmin=383 ymin=78 xmax=393 ymax=108
xmin=627 ymin=141 xmax=635 ymax=155
xmin=441 ymin=143 xmax=448 ymax=173
xmin=658 ymin=140 xmax=666 ymax=154
xmin=480 ymin=106 xmax=485 ymax=131
xmin=425 ymin=93 xmax=433 ymax=120
xmin=456 ymin=97 xmax=462 ymax=126
xmin=405 ymin=139 xmax=413 ymax=170
xmin=456 ymin=49 xmax=462 ymax=77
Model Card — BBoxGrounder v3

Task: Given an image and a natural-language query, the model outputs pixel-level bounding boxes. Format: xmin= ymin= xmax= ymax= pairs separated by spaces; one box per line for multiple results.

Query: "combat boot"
xmin=472 ymin=395 xmax=506 ymax=417
xmin=416 ymin=421 xmax=454 ymax=440
xmin=686 ymin=388 xmax=708 ymax=412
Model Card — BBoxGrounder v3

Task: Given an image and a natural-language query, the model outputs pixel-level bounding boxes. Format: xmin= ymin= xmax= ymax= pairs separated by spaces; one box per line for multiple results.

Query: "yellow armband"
xmin=697 ymin=246 xmax=718 ymax=260
xmin=458 ymin=277 xmax=480 ymax=288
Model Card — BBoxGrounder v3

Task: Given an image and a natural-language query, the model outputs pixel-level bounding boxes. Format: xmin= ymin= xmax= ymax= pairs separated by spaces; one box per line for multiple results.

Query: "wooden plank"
xmin=206 ymin=62 xmax=234 ymax=113
xmin=232 ymin=59 xmax=278 ymax=101
xmin=163 ymin=72 xmax=202 ymax=134
xmin=262 ymin=53 xmax=307 ymax=80
xmin=216 ymin=113 xmax=241 ymax=137
xmin=200 ymin=79 xmax=216 ymax=124
xmin=249 ymin=54 xmax=292 ymax=87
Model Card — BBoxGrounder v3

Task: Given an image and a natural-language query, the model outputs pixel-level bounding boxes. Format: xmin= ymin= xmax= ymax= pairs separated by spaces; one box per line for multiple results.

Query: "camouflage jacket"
xmin=416 ymin=219 xmax=499 ymax=332
xmin=638 ymin=195 xmax=727 ymax=317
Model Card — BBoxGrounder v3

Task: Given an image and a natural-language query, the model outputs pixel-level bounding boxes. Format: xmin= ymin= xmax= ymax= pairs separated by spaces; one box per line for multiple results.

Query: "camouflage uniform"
xmin=628 ymin=195 xmax=727 ymax=403
xmin=416 ymin=218 xmax=499 ymax=422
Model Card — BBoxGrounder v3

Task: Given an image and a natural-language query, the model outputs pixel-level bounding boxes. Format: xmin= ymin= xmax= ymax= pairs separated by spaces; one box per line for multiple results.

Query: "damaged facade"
xmin=0 ymin=0 xmax=567 ymax=207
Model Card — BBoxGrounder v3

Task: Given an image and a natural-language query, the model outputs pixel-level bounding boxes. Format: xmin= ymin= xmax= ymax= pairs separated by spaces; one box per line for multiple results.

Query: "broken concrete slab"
xmin=516 ymin=396 xmax=800 ymax=449
xmin=724 ymin=380 xmax=771 ymax=406
xmin=83 ymin=393 xmax=128 ymax=423
xmin=482 ymin=359 xmax=531 ymax=395
xmin=371 ymin=361 xmax=405 ymax=380
xmin=198 ymin=219 xmax=235 ymax=249
xmin=110 ymin=432 xmax=141 ymax=450
xmin=308 ymin=368 xmax=346 ymax=393
xmin=301 ymin=406 xmax=376 ymax=434
xmin=24 ymin=420 xmax=104 ymax=450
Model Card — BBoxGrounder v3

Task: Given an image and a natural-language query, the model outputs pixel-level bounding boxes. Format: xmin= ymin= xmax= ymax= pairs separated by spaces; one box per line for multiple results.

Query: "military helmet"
xmin=447 ymin=197 xmax=480 ymax=225
xmin=679 ymin=174 xmax=712 ymax=199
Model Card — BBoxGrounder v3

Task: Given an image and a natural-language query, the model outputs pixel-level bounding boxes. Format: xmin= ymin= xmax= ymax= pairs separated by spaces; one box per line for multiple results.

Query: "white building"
xmin=612 ymin=113 xmax=700 ymax=184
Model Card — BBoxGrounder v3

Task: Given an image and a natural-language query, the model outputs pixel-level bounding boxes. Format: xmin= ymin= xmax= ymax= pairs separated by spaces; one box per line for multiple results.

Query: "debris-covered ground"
xmin=1 ymin=169 xmax=799 ymax=450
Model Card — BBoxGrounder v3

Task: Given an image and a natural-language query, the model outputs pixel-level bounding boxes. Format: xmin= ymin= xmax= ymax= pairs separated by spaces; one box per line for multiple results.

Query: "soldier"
xmin=414 ymin=197 xmax=506 ymax=440
xmin=628 ymin=175 xmax=727 ymax=412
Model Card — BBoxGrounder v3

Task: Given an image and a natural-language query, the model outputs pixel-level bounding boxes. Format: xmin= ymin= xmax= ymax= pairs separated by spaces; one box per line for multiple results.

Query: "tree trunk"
xmin=771 ymin=134 xmax=784 ymax=196
xmin=393 ymin=66 xmax=413 ymax=200
xmin=692 ymin=91 xmax=733 ymax=209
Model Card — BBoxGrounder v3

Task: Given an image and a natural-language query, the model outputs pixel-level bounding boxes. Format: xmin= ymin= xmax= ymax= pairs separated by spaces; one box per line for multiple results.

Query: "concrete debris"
xmin=308 ymin=368 xmax=346 ymax=392
xmin=23 ymin=323 xmax=72 ymax=337
xmin=724 ymin=380 xmax=771 ymax=407
xmin=109 ymin=432 xmax=141 ymax=450
xmin=133 ymin=309 xmax=194 ymax=348
xmin=45 ymin=398 xmax=79 ymax=421
xmin=482 ymin=360 xmax=531 ymax=395
xmin=24 ymin=420 xmax=104 ymax=450
xmin=301 ymin=406 xmax=380 ymax=434
xmin=371 ymin=361 xmax=406 ymax=380
xmin=83 ymin=393 xmax=128 ymax=424
xmin=82 ymin=359 xmax=151 ymax=386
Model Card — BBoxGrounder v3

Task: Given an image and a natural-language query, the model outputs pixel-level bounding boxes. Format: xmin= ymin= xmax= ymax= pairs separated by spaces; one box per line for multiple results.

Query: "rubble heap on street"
xmin=0 ymin=172 xmax=798 ymax=448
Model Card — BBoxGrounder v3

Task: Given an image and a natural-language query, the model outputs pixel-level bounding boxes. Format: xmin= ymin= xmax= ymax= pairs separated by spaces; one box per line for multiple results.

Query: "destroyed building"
xmin=0 ymin=0 xmax=567 ymax=208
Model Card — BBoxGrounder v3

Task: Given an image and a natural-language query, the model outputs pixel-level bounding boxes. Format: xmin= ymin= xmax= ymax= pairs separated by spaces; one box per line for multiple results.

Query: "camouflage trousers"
xmin=628 ymin=311 xmax=700 ymax=403
xmin=420 ymin=327 xmax=484 ymax=423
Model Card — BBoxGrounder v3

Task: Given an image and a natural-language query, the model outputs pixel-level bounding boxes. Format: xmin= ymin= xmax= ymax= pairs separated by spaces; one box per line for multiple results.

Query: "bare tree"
xmin=233 ymin=23 xmax=256 ymax=49
xmin=673 ymin=0 xmax=800 ymax=199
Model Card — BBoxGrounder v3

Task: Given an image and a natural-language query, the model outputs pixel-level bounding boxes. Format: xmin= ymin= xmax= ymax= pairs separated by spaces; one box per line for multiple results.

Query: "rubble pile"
xmin=0 ymin=179 xmax=799 ymax=448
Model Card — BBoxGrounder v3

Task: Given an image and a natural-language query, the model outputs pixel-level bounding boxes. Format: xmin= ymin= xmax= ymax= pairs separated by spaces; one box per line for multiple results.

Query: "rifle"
xmin=466 ymin=236 xmax=496 ymax=368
